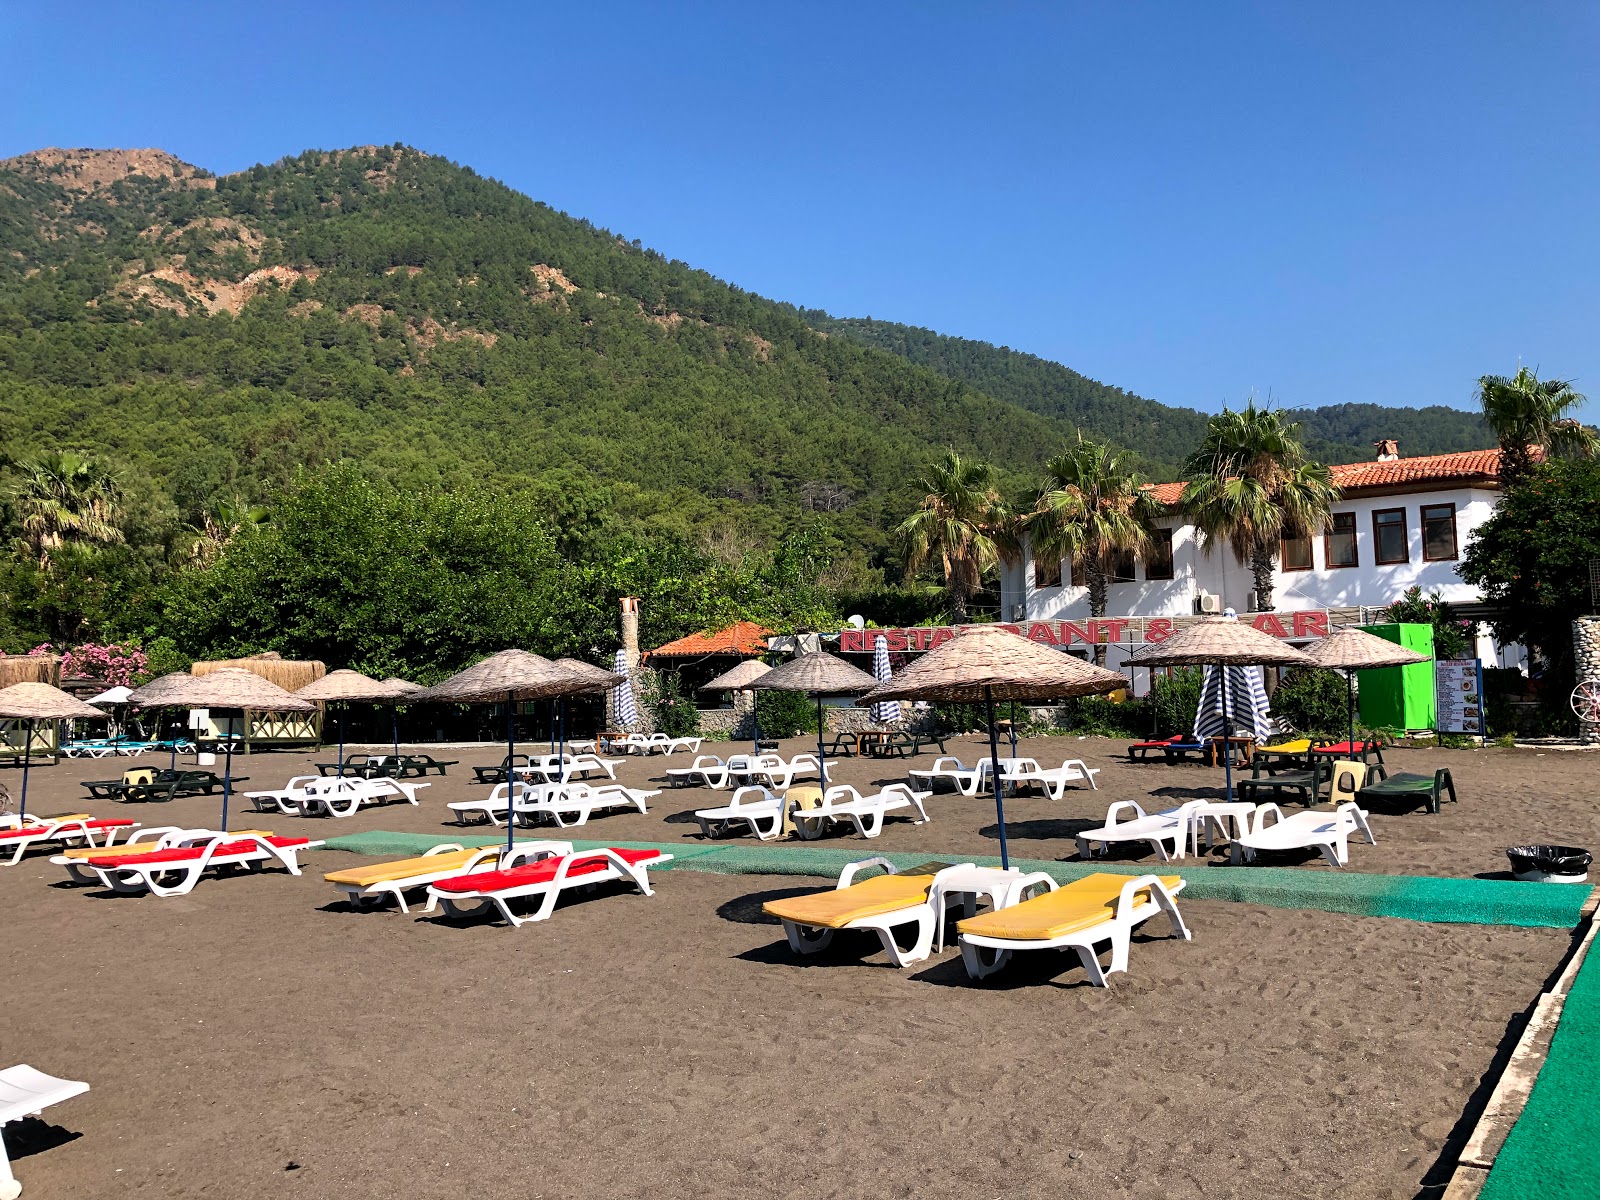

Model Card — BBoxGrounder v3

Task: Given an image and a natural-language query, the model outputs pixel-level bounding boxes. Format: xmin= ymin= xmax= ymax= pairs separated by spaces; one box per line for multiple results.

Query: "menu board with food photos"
xmin=1435 ymin=659 xmax=1486 ymax=736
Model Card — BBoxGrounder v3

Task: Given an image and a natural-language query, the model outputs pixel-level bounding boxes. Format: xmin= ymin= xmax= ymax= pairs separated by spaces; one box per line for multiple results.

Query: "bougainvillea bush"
xmin=30 ymin=642 xmax=149 ymax=687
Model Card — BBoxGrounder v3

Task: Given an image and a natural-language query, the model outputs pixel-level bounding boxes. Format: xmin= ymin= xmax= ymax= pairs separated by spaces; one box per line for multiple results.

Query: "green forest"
xmin=0 ymin=143 xmax=1499 ymax=676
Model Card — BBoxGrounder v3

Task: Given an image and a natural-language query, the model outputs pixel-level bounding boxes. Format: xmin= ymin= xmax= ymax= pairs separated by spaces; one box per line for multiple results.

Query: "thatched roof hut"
xmin=191 ymin=653 xmax=326 ymax=695
xmin=0 ymin=655 xmax=62 ymax=688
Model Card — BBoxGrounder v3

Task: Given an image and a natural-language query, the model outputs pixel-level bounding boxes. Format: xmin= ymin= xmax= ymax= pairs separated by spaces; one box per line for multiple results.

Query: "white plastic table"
xmin=1 ymin=1064 xmax=89 ymax=1199
xmin=928 ymin=865 xmax=1023 ymax=951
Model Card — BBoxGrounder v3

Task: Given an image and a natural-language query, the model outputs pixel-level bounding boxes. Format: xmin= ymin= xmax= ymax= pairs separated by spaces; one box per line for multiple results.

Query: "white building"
xmin=999 ymin=444 xmax=1520 ymax=689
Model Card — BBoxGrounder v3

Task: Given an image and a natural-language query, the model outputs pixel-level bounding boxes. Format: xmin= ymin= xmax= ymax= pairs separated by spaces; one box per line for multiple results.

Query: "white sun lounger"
xmin=693 ymin=785 xmax=789 ymax=840
xmin=49 ymin=826 xmax=189 ymax=884
xmin=1230 ymin=802 xmax=1376 ymax=868
xmin=957 ymin=871 xmax=1190 ymax=986
xmin=1 ymin=1064 xmax=90 ymax=1200
xmin=322 ymin=842 xmax=540 ymax=912
xmin=244 ymin=775 xmax=325 ymax=814
xmin=665 ymin=754 xmax=740 ymax=789
xmin=790 ymin=784 xmax=932 ymax=840
xmin=907 ymin=757 xmax=987 ymax=796
xmin=296 ymin=777 xmax=428 ymax=818
xmin=514 ymin=782 xmax=658 ymax=828
xmin=447 ymin=781 xmax=552 ymax=826
xmin=426 ymin=844 xmax=673 ymax=927
xmin=61 ymin=829 xmax=324 ymax=897
xmin=1075 ymin=799 xmax=1212 ymax=862
xmin=1011 ymin=758 xmax=1101 ymax=796
xmin=762 ymin=857 xmax=988 ymax=967
xmin=747 ymin=753 xmax=830 ymax=790
xmin=0 ymin=816 xmax=140 ymax=866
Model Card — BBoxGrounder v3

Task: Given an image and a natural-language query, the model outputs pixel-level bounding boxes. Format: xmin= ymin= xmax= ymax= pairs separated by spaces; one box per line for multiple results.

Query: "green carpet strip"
xmin=1481 ymin=935 xmax=1600 ymax=1199
xmin=319 ymin=830 xmax=1589 ymax=929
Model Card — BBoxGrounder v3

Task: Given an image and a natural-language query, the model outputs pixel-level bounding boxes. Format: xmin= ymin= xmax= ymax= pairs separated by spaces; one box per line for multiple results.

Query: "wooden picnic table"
xmin=1206 ymin=735 xmax=1255 ymax=767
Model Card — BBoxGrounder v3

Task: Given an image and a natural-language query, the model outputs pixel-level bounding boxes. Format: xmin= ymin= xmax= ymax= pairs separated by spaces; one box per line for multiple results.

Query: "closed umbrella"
xmin=125 ymin=668 xmax=315 ymax=831
xmin=612 ymin=650 xmax=639 ymax=728
xmin=748 ymin=650 xmax=879 ymax=785
xmin=1128 ymin=616 xmax=1315 ymax=802
xmin=857 ymin=624 xmax=1125 ymax=869
xmin=0 ymin=683 xmax=110 ymax=822
xmin=1302 ymin=627 xmax=1430 ymax=747
xmin=701 ymin=658 xmax=772 ymax=754
xmin=1194 ymin=666 xmax=1274 ymax=742
xmin=868 ymin=635 xmax=901 ymax=726
xmin=415 ymin=650 xmax=612 ymax=858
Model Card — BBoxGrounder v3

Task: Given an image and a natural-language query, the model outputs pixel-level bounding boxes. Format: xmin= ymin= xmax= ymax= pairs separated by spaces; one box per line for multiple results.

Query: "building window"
xmin=1422 ymin=503 xmax=1458 ymax=561
xmin=1144 ymin=528 xmax=1175 ymax=580
xmin=1110 ymin=548 xmax=1136 ymax=583
xmin=1281 ymin=531 xmax=1313 ymax=572
xmin=1033 ymin=550 xmax=1062 ymax=589
xmin=1324 ymin=512 xmax=1358 ymax=569
xmin=1372 ymin=508 xmax=1408 ymax=565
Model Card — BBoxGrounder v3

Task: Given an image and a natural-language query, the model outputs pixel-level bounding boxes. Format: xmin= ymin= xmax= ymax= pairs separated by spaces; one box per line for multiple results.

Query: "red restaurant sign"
xmin=836 ymin=611 xmax=1330 ymax=654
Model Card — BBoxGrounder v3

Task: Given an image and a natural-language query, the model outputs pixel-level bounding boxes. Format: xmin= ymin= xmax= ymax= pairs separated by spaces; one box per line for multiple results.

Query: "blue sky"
xmin=3 ymin=2 xmax=1596 ymax=417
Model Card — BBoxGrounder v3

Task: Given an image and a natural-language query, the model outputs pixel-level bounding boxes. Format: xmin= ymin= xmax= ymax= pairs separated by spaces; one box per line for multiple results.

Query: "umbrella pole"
xmin=392 ymin=707 xmax=400 ymax=761
xmin=337 ymin=707 xmax=345 ymax=772
xmin=985 ymin=688 xmax=1009 ymax=871
xmin=18 ymin=717 xmax=33 ymax=822
xmin=549 ymin=699 xmax=556 ymax=755
xmin=1008 ymin=700 xmax=1018 ymax=757
xmin=559 ymin=696 xmax=566 ymax=781
xmin=750 ymin=689 xmax=760 ymax=756
xmin=506 ymin=691 xmax=518 ymax=858
xmin=1220 ymin=667 xmax=1233 ymax=802
xmin=1346 ymin=671 xmax=1355 ymax=749
xmin=815 ymin=694 xmax=826 ymax=784
xmin=220 ymin=718 xmax=233 ymax=832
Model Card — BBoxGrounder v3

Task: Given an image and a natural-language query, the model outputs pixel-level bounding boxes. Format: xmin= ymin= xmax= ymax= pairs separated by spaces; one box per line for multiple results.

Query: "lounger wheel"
xmin=960 ymin=942 xmax=1011 ymax=979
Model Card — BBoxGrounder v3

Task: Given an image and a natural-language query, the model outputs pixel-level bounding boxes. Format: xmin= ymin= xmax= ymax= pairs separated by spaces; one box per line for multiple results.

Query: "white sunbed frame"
xmin=773 ymin=857 xmax=982 ymax=967
xmin=790 ymin=784 xmax=931 ymax=840
xmin=514 ymin=782 xmax=659 ymax=828
xmin=1075 ymin=799 xmax=1212 ymax=863
xmin=1 ymin=1063 xmax=90 ymax=1200
xmin=68 ymin=829 xmax=325 ymax=898
xmin=958 ymin=872 xmax=1191 ymax=987
xmin=298 ymin=777 xmax=428 ymax=818
xmin=1009 ymin=758 xmax=1101 ymax=796
xmin=426 ymin=845 xmax=673 ymax=927
xmin=907 ymin=757 xmax=987 ymax=797
xmin=693 ymin=785 xmax=788 ymax=840
xmin=328 ymin=841 xmax=532 ymax=913
xmin=747 ymin=753 xmax=831 ymax=790
xmin=50 ymin=826 xmax=188 ymax=884
xmin=665 ymin=754 xmax=750 ymax=789
xmin=1230 ymin=801 xmax=1376 ymax=868
xmin=0 ymin=816 xmax=138 ymax=867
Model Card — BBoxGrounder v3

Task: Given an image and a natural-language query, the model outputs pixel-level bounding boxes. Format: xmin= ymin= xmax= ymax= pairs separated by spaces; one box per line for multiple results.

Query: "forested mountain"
xmin=804 ymin=316 xmax=1492 ymax=470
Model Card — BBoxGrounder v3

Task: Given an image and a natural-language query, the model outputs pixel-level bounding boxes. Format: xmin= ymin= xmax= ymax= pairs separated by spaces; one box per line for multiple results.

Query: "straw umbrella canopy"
xmin=414 ymin=650 xmax=613 ymax=857
xmin=132 ymin=669 xmax=315 ymax=831
xmin=0 ymin=682 xmax=109 ymax=821
xmin=128 ymin=671 xmax=203 ymax=770
xmin=749 ymin=651 xmax=878 ymax=783
xmin=1302 ymin=626 xmax=1430 ymax=747
xmin=856 ymin=624 xmax=1126 ymax=868
xmin=702 ymin=658 xmax=773 ymax=754
xmin=296 ymin=669 xmax=395 ymax=770
xmin=1128 ymin=616 xmax=1316 ymax=798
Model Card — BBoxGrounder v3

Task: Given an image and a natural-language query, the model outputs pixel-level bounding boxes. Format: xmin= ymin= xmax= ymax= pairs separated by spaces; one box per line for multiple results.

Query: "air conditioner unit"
xmin=1010 ymin=603 xmax=1028 ymax=621
xmin=1194 ymin=592 xmax=1221 ymax=615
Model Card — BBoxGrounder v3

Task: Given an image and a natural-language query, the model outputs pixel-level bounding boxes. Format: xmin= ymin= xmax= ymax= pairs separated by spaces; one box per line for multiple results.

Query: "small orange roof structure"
xmin=1142 ymin=448 xmax=1509 ymax=507
xmin=649 ymin=621 xmax=771 ymax=659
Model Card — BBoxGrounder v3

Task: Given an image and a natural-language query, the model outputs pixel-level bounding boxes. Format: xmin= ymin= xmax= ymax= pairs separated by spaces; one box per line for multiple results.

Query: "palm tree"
xmin=1182 ymin=402 xmax=1337 ymax=612
xmin=185 ymin=495 xmax=270 ymax=568
xmin=896 ymin=451 xmax=1012 ymax=624
xmin=1475 ymin=366 xmax=1594 ymax=486
xmin=1028 ymin=437 xmax=1161 ymax=664
xmin=12 ymin=451 xmax=125 ymax=568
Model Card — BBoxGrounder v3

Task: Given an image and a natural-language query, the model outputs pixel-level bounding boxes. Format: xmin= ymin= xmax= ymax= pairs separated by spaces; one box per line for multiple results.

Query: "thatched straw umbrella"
xmin=1128 ymin=616 xmax=1316 ymax=799
xmin=132 ymin=669 xmax=316 ymax=831
xmin=128 ymin=671 xmax=204 ymax=771
xmin=1303 ymin=627 xmax=1430 ymax=747
xmin=857 ymin=624 xmax=1125 ymax=868
xmin=702 ymin=658 xmax=773 ymax=754
xmin=0 ymin=682 xmax=109 ymax=821
xmin=749 ymin=651 xmax=878 ymax=785
xmin=296 ymin=669 xmax=396 ymax=770
xmin=414 ymin=650 xmax=613 ymax=856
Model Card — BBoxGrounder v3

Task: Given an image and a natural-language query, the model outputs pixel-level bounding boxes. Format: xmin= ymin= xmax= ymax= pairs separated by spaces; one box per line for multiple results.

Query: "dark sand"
xmin=10 ymin=735 xmax=1598 ymax=878
xmin=1 ymin=855 xmax=1575 ymax=1200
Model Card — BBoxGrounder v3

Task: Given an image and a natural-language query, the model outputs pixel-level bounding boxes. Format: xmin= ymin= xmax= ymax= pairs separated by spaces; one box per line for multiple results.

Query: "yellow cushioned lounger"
xmin=324 ymin=847 xmax=490 ymax=888
xmin=763 ymin=872 xmax=936 ymax=930
xmin=957 ymin=872 xmax=1183 ymax=941
xmin=1257 ymin=739 xmax=1311 ymax=754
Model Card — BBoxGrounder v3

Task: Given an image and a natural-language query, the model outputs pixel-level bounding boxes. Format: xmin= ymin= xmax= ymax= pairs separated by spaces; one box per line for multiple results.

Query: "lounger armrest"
xmin=823 ymin=784 xmax=862 ymax=804
xmin=838 ymin=856 xmax=897 ymax=887
xmin=1104 ymin=800 xmax=1147 ymax=828
xmin=1245 ymin=803 xmax=1285 ymax=834
xmin=1114 ymin=873 xmax=1180 ymax=922
xmin=422 ymin=842 xmax=467 ymax=857
xmin=999 ymin=870 xmax=1060 ymax=906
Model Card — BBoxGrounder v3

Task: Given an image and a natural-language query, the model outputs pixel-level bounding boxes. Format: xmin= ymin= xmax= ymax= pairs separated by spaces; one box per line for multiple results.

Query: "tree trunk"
xmin=1087 ymin=562 xmax=1110 ymax=666
xmin=948 ymin=585 xmax=970 ymax=625
xmin=1251 ymin=541 xmax=1275 ymax=612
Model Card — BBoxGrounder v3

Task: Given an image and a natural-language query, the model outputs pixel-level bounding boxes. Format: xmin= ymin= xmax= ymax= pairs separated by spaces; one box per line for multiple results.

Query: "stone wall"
xmin=1574 ymin=618 xmax=1600 ymax=745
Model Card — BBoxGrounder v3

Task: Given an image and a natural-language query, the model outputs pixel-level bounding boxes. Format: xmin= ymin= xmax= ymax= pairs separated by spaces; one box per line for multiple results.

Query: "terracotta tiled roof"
xmin=648 ymin=621 xmax=771 ymax=658
xmin=1142 ymin=448 xmax=1504 ymax=507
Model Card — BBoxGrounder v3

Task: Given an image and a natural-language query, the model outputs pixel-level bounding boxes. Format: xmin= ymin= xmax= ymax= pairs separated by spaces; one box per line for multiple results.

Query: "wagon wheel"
xmin=1571 ymin=680 xmax=1600 ymax=725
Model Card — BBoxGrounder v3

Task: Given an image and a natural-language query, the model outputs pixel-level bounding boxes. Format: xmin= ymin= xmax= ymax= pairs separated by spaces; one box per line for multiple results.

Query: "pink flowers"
xmin=39 ymin=642 xmax=150 ymax=687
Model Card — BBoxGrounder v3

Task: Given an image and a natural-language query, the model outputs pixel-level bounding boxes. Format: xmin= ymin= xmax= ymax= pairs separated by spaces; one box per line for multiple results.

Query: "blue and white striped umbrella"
xmin=869 ymin=633 xmax=901 ymax=724
xmin=612 ymin=649 xmax=638 ymax=727
xmin=1193 ymin=664 xmax=1275 ymax=740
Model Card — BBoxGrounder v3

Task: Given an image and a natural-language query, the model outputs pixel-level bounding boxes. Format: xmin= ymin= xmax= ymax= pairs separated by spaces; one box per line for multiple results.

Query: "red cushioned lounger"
xmin=71 ymin=830 xmax=323 ymax=897
xmin=426 ymin=845 xmax=673 ymax=927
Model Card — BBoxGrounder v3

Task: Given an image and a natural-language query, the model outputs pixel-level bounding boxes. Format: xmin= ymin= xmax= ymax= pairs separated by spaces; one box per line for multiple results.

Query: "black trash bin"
xmin=1507 ymin=845 xmax=1592 ymax=883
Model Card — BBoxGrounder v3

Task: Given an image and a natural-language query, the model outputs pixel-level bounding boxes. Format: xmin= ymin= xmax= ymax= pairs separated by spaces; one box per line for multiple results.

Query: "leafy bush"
xmin=647 ymin=670 xmax=700 ymax=738
xmin=1271 ymin=668 xmax=1350 ymax=735
xmin=1059 ymin=695 xmax=1147 ymax=738
xmin=754 ymin=689 xmax=817 ymax=739
xmin=1383 ymin=587 xmax=1471 ymax=660
xmin=1148 ymin=668 xmax=1203 ymax=737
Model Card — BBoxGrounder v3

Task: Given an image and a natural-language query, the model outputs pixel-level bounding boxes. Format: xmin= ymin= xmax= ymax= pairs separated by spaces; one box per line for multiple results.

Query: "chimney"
xmin=1374 ymin=438 xmax=1399 ymax=462
xmin=619 ymin=597 xmax=641 ymax=671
